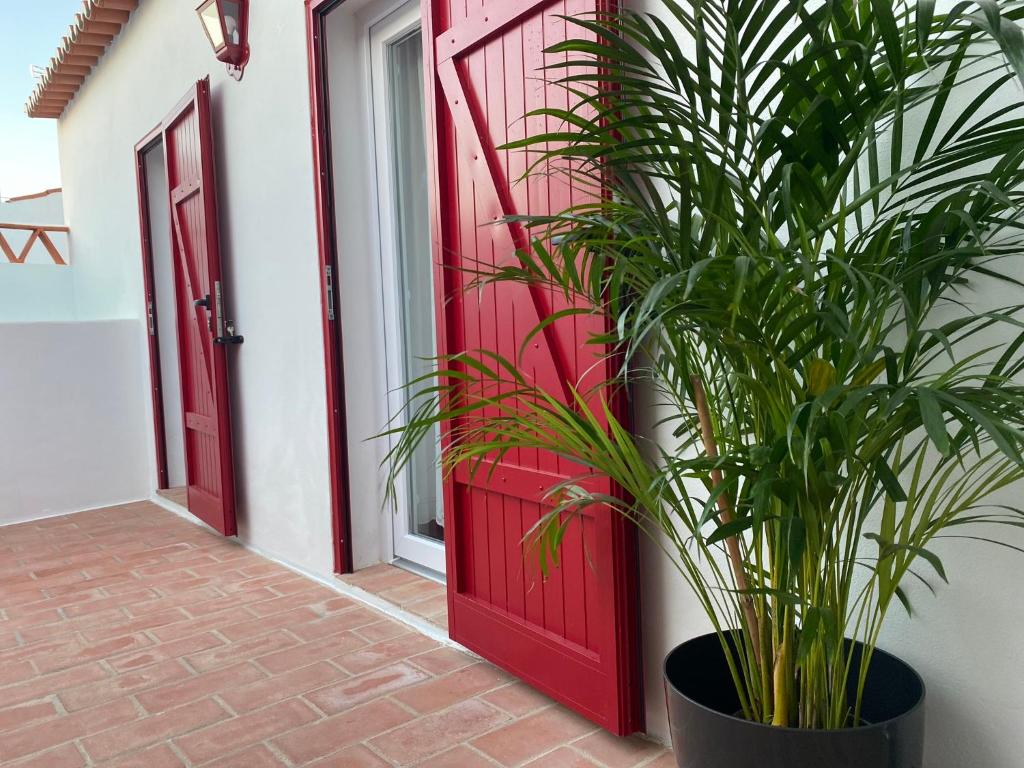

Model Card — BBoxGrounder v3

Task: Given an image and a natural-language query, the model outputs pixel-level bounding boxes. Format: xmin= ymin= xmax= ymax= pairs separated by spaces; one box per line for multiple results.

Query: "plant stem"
xmin=691 ymin=376 xmax=764 ymax=673
xmin=772 ymin=617 xmax=791 ymax=727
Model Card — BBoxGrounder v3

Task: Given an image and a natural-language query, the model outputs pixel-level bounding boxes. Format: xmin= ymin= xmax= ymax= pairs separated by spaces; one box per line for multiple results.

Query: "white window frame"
xmin=368 ymin=0 xmax=446 ymax=575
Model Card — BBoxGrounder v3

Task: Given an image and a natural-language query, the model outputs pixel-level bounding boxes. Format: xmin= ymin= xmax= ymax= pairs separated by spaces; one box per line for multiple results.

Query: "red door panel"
xmin=423 ymin=0 xmax=643 ymax=735
xmin=162 ymin=78 xmax=237 ymax=536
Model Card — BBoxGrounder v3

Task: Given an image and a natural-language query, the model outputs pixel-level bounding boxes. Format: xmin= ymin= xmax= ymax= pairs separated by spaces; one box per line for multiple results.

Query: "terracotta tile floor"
xmin=0 ymin=501 xmax=671 ymax=767
xmin=338 ymin=565 xmax=448 ymax=631
xmin=156 ymin=488 xmax=190 ymax=509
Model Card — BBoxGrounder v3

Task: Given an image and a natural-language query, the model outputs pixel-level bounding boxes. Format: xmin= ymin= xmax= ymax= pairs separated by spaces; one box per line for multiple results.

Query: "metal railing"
xmin=0 ymin=223 xmax=70 ymax=265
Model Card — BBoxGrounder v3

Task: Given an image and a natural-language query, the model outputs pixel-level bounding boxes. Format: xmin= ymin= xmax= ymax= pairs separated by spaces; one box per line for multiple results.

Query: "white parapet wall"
xmin=0 ymin=189 xmax=75 ymax=322
xmin=0 ymin=320 xmax=151 ymax=526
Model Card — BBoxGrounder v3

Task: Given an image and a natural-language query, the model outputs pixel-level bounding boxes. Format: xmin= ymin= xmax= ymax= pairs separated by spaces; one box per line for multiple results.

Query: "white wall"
xmin=0 ymin=321 xmax=150 ymax=525
xmin=0 ymin=189 xmax=64 ymax=226
xmin=57 ymin=0 xmax=334 ymax=575
xmin=0 ymin=190 xmax=75 ymax=321
xmin=0 ymin=266 xmax=76 ymax=322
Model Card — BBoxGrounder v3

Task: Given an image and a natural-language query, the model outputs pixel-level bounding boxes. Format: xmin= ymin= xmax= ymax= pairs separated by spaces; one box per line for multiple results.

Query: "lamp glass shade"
xmin=198 ymin=0 xmax=226 ymax=52
xmin=221 ymin=0 xmax=242 ymax=45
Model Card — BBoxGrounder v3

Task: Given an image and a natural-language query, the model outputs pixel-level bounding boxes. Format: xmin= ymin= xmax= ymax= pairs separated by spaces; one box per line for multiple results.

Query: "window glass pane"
xmin=199 ymin=3 xmax=225 ymax=49
xmin=388 ymin=30 xmax=443 ymax=544
xmin=221 ymin=0 xmax=242 ymax=44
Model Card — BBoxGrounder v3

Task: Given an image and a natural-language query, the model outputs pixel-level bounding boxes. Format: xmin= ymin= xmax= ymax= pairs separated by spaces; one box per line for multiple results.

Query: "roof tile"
xmin=25 ymin=0 xmax=139 ymax=120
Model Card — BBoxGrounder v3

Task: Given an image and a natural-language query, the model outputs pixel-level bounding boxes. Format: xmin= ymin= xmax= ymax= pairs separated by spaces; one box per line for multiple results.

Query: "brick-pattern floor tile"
xmin=185 ymin=629 xmax=298 ymax=673
xmin=573 ymin=730 xmax=666 ymax=767
xmin=406 ymin=647 xmax=477 ymax=675
xmin=255 ymin=631 xmax=367 ymax=675
xmin=308 ymin=744 xmax=393 ymax=766
xmin=0 ymin=661 xmax=36 ymax=687
xmin=481 ymin=682 xmax=553 ymax=717
xmin=413 ymin=745 xmax=497 ymax=767
xmin=393 ymin=663 xmax=509 ymax=714
xmin=471 ymin=706 xmax=597 ymax=766
xmin=59 ymin=659 xmax=191 ymax=711
xmin=272 ymin=698 xmax=413 ymax=764
xmin=0 ymin=663 xmax=109 ymax=708
xmin=175 ymin=698 xmax=318 ymax=764
xmin=291 ymin=607 xmax=382 ymax=642
xmin=220 ymin=660 xmax=346 ymax=713
xmin=108 ymin=631 xmax=224 ymax=673
xmin=525 ymin=746 xmax=604 ymax=767
xmin=334 ymin=634 xmax=440 ymax=675
xmin=369 ymin=699 xmax=511 ymax=765
xmin=8 ymin=742 xmax=86 ymax=768
xmin=99 ymin=742 xmax=186 ymax=767
xmin=355 ymin=619 xmax=412 ymax=643
xmin=135 ymin=661 xmax=267 ymax=714
xmin=204 ymin=743 xmax=285 ymax=767
xmin=34 ymin=633 xmax=154 ymax=674
xmin=306 ymin=662 xmax=429 ymax=714
xmin=0 ymin=698 xmax=138 ymax=763
xmin=0 ymin=504 xmax=670 ymax=768
xmin=0 ymin=700 xmax=59 ymax=731
xmin=80 ymin=698 xmax=228 ymax=761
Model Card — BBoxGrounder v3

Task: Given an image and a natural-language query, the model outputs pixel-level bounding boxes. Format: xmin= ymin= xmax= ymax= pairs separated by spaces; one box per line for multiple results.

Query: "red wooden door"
xmin=162 ymin=78 xmax=238 ymax=536
xmin=423 ymin=0 xmax=643 ymax=735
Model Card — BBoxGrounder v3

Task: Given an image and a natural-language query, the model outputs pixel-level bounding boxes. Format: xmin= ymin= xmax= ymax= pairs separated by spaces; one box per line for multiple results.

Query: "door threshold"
xmin=155 ymin=486 xmax=188 ymax=510
xmin=391 ymin=557 xmax=445 ymax=586
xmin=338 ymin=562 xmax=449 ymax=631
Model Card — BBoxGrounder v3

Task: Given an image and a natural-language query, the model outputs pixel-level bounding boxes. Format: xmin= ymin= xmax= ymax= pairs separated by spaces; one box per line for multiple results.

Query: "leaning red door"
xmin=162 ymin=78 xmax=238 ymax=536
xmin=423 ymin=0 xmax=643 ymax=735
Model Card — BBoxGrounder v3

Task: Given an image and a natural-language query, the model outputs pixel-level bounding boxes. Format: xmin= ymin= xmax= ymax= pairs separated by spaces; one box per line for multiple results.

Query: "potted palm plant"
xmin=385 ymin=1 xmax=1024 ymax=765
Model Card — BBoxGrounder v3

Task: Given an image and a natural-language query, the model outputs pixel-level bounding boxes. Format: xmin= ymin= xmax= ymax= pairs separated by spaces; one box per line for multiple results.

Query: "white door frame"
xmin=368 ymin=1 xmax=446 ymax=575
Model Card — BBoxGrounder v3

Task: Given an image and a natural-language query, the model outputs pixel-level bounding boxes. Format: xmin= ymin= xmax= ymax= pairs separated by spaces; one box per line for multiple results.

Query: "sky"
xmin=0 ymin=1 xmax=83 ymax=200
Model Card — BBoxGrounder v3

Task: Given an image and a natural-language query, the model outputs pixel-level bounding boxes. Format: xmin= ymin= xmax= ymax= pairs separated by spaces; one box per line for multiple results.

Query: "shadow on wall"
xmin=206 ymin=83 xmax=250 ymax=535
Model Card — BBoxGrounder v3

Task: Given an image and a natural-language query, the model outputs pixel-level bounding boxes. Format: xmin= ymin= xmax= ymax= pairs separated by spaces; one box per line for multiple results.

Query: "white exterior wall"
xmin=0 ymin=321 xmax=150 ymax=525
xmin=56 ymin=0 xmax=334 ymax=575
xmin=46 ymin=1 xmax=1024 ymax=764
xmin=0 ymin=191 xmax=74 ymax=321
xmin=0 ymin=189 xmax=64 ymax=225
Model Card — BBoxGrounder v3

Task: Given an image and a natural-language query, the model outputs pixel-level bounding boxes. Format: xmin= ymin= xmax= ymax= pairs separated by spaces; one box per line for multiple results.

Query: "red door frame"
xmin=305 ymin=0 xmax=354 ymax=574
xmin=304 ymin=0 xmax=642 ymax=735
xmin=135 ymin=122 xmax=172 ymax=491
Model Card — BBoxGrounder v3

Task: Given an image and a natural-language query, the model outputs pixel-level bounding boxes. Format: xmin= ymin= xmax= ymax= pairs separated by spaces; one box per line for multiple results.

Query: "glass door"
xmin=370 ymin=3 xmax=445 ymax=574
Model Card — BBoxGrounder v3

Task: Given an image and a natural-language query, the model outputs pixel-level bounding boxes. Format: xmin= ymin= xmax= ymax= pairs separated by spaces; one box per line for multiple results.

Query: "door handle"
xmin=194 ymin=294 xmax=213 ymax=331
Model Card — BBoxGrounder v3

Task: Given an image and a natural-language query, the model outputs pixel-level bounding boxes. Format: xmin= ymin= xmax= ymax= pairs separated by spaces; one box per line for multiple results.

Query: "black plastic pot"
xmin=663 ymin=632 xmax=925 ymax=768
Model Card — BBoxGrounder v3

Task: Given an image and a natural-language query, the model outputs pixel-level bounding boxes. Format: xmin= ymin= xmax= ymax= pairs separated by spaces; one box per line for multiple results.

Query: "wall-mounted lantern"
xmin=196 ymin=0 xmax=250 ymax=81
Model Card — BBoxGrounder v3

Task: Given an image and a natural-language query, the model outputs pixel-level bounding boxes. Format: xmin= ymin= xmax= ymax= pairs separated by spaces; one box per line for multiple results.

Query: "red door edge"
xmin=306 ymin=0 xmax=355 ymax=574
xmin=134 ymin=122 xmax=170 ymax=491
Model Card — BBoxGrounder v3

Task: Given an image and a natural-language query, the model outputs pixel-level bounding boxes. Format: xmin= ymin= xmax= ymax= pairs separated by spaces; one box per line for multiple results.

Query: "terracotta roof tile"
xmin=25 ymin=0 xmax=139 ymax=120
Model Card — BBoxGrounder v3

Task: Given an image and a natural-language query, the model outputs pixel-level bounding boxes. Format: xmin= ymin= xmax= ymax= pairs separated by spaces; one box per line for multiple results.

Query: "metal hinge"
xmin=325 ymin=265 xmax=336 ymax=321
xmin=147 ymin=300 xmax=155 ymax=336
